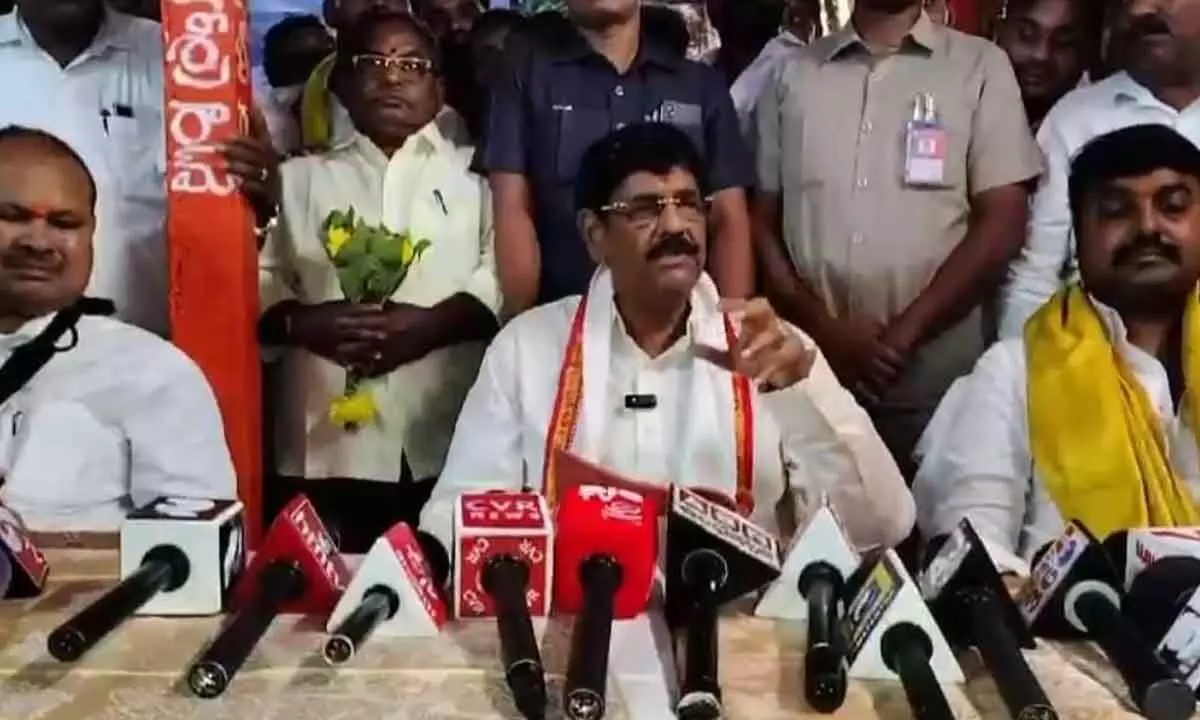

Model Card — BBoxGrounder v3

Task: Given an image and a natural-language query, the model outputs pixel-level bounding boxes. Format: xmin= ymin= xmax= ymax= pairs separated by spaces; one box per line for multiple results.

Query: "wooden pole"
xmin=160 ymin=0 xmax=262 ymax=544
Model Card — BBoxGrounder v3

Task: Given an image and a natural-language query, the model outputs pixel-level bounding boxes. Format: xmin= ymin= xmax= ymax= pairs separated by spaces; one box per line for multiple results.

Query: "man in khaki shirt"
xmin=753 ymin=0 xmax=1041 ymax=478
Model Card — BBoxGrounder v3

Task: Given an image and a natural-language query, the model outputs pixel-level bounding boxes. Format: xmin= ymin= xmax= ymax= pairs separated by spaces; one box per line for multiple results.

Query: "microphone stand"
xmin=324 ymin=585 xmax=400 ymax=665
xmin=676 ymin=548 xmax=727 ymax=720
xmin=187 ymin=561 xmax=306 ymax=699
xmin=880 ymin=622 xmax=954 ymax=720
xmin=1070 ymin=583 xmax=1195 ymax=720
xmin=798 ymin=561 xmax=847 ymax=713
xmin=564 ymin=555 xmax=623 ymax=720
xmin=960 ymin=588 xmax=1057 ymax=719
xmin=482 ymin=554 xmax=546 ymax=720
xmin=49 ymin=545 xmax=190 ymax=661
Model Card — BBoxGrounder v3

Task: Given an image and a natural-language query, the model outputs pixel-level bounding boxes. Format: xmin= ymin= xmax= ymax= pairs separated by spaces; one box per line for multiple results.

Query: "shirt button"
xmin=856 ymin=177 xmax=869 ymax=189
xmin=614 ymin=85 xmax=625 ymax=97
xmin=861 ymin=121 xmax=873 ymax=133
xmin=852 ymin=233 xmax=864 ymax=245
xmin=616 ymin=122 xmax=626 ymax=130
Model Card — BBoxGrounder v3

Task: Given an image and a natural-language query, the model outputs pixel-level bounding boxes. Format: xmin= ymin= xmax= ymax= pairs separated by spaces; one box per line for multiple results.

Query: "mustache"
xmin=1112 ymin=234 xmax=1181 ymax=266
xmin=646 ymin=232 xmax=700 ymax=260
xmin=1123 ymin=15 xmax=1173 ymax=41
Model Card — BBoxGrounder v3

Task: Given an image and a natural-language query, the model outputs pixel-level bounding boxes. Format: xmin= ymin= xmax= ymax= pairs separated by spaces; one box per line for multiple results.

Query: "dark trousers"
xmin=264 ymin=471 xmax=436 ymax=554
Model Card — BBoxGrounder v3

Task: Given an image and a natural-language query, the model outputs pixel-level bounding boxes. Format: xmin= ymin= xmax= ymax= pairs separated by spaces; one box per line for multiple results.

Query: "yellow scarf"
xmin=300 ymin=54 xmax=337 ymax=150
xmin=1026 ymin=285 xmax=1200 ymax=538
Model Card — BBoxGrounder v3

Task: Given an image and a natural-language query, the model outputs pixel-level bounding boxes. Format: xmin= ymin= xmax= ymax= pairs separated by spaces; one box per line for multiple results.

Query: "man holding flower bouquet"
xmin=226 ymin=9 xmax=500 ymax=551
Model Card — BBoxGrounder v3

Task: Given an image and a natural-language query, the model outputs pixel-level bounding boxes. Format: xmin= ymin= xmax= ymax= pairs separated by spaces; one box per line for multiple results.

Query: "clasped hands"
xmin=287 ymin=300 xmax=433 ymax=378
xmin=819 ymin=313 xmax=921 ymax=405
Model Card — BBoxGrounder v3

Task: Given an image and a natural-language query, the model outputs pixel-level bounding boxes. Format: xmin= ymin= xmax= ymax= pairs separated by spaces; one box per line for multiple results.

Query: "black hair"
xmin=1069 ymin=124 xmax=1200 ymax=228
xmin=575 ymin=123 xmax=709 ymax=214
xmin=467 ymin=8 xmax=525 ymax=47
xmin=334 ymin=7 xmax=441 ymax=74
xmin=263 ymin=14 xmax=332 ymax=88
xmin=642 ymin=4 xmax=690 ymax=59
xmin=0 ymin=126 xmax=97 ymax=210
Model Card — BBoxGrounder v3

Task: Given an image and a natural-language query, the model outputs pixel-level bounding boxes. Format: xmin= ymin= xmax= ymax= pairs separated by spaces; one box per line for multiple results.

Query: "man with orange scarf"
xmin=420 ymin=122 xmax=913 ymax=553
xmin=914 ymin=124 xmax=1200 ymax=574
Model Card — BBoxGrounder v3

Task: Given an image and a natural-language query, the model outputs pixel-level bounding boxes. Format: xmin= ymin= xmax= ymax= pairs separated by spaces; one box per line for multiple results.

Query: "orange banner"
xmin=161 ymin=0 xmax=262 ymax=544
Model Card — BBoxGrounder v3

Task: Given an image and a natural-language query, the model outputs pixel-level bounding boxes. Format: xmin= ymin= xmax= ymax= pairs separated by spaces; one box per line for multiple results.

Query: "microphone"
xmin=323 ymin=522 xmax=450 ymax=664
xmin=665 ymin=486 xmax=782 ymax=720
xmin=1018 ymin=521 xmax=1194 ymax=720
xmin=187 ymin=494 xmax=349 ymax=699
xmin=839 ymin=549 xmax=963 ymax=711
xmin=1104 ymin=528 xmax=1200 ymax=590
xmin=554 ymin=485 xmax=658 ymax=720
xmin=756 ymin=502 xmax=861 ymax=713
xmin=1124 ymin=556 xmax=1200 ymax=697
xmin=0 ymin=500 xmax=48 ymax=598
xmin=48 ymin=497 xmax=247 ymax=662
xmin=453 ymin=491 xmax=553 ymax=720
xmin=920 ymin=518 xmax=1056 ymax=720
xmin=880 ymin=622 xmax=955 ymax=720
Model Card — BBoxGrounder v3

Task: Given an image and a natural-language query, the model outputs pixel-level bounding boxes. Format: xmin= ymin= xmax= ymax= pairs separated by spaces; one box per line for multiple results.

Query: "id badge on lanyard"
xmin=904 ymin=92 xmax=948 ymax=187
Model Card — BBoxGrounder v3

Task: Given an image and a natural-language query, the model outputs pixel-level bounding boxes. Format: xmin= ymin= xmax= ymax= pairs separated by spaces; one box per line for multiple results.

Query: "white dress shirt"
xmin=260 ymin=109 xmax=500 ymax=484
xmin=1000 ymin=72 xmax=1200 ymax=339
xmin=422 ymin=270 xmax=914 ymax=554
xmin=914 ymin=300 xmax=1200 ymax=574
xmin=0 ymin=314 xmax=236 ymax=531
xmin=0 ymin=10 xmax=168 ymax=337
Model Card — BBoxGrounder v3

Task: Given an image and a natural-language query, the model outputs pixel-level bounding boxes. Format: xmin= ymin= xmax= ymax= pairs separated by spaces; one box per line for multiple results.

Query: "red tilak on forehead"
xmin=23 ymin=204 xmax=58 ymax=219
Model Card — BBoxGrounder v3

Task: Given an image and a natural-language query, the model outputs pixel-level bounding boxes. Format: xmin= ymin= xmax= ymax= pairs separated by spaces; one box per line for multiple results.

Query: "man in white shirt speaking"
xmin=999 ymin=0 xmax=1200 ymax=338
xmin=915 ymin=124 xmax=1200 ymax=574
xmin=0 ymin=123 xmax=235 ymax=531
xmin=421 ymin=122 xmax=914 ymax=553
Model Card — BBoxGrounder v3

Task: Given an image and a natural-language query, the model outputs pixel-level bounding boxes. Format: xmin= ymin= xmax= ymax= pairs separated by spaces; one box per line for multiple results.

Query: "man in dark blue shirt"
xmin=481 ymin=0 xmax=754 ymax=310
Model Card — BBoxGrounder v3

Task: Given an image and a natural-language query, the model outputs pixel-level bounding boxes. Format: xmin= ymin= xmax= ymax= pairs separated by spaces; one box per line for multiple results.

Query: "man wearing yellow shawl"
xmin=914 ymin=124 xmax=1200 ymax=575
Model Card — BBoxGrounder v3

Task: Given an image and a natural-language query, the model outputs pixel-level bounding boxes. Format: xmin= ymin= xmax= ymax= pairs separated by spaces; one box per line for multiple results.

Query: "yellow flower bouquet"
xmin=322 ymin=207 xmax=430 ymax=430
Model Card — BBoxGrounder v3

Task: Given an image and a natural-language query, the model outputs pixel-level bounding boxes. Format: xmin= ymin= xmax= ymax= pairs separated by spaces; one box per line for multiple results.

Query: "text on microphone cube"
xmin=121 ymin=497 xmax=246 ymax=616
xmin=0 ymin=502 xmax=48 ymax=596
xmin=1126 ymin=528 xmax=1200 ymax=587
xmin=389 ymin=524 xmax=449 ymax=629
xmin=844 ymin=554 xmax=903 ymax=664
xmin=454 ymin=492 xmax=553 ymax=619
xmin=1017 ymin=522 xmax=1087 ymax=624
xmin=673 ymin=486 xmax=779 ymax=570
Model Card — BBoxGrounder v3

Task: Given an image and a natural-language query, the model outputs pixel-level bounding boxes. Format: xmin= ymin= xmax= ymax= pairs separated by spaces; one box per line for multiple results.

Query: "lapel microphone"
xmin=623 ymin=394 xmax=657 ymax=410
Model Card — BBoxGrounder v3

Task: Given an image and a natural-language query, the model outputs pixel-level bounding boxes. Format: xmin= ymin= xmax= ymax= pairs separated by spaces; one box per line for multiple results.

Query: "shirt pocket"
xmin=554 ymin=107 xmax=611 ymax=181
xmin=655 ymin=99 xmax=707 ymax=158
xmin=106 ymin=108 xmax=166 ymax=203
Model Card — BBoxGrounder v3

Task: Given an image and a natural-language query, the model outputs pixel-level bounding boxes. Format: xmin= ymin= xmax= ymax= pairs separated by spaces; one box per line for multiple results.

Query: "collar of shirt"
xmin=1107 ymin=71 xmax=1200 ymax=115
xmin=0 ymin=8 xmax=141 ymax=64
xmin=610 ymin=304 xmax=694 ymax=369
xmin=551 ymin=24 xmax=682 ymax=73
xmin=821 ymin=10 xmax=942 ymax=63
xmin=1087 ymin=293 xmax=1177 ymax=384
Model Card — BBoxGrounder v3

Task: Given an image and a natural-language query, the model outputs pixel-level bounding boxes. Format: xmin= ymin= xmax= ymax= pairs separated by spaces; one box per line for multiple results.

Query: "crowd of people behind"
xmin=1 ymin=0 xmax=1199 ymax=581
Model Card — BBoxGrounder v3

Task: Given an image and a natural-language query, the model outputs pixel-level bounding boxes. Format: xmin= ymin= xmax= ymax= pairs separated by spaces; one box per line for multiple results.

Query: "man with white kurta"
xmin=237 ymin=11 xmax=500 ymax=552
xmin=915 ymin=124 xmax=1200 ymax=574
xmin=0 ymin=122 xmax=235 ymax=531
xmin=421 ymin=122 xmax=915 ymax=552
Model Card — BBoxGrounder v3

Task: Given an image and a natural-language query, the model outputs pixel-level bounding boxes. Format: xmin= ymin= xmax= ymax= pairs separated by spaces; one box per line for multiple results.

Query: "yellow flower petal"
xmin=327 ymin=227 xmax=351 ymax=257
xmin=329 ymin=388 xmax=378 ymax=429
xmin=400 ymin=237 xmax=414 ymax=264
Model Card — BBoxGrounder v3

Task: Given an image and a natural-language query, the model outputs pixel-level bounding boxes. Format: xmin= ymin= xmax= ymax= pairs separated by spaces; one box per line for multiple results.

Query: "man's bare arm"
xmin=751 ymin=190 xmax=834 ymax=334
xmin=490 ymin=172 xmax=541 ymax=317
xmin=708 ymin=187 xmax=755 ymax=299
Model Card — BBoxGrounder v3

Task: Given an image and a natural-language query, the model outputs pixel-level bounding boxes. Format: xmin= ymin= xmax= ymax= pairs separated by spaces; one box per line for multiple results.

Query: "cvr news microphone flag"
xmin=453 ymin=491 xmax=554 ymax=720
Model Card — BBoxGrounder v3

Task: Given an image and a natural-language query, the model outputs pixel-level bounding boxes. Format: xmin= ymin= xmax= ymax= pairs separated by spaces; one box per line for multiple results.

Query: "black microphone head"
xmin=1102 ymin=530 xmax=1131 ymax=585
xmin=918 ymin=518 xmax=1033 ymax=649
xmin=797 ymin=560 xmax=843 ymax=599
xmin=880 ymin=621 xmax=932 ymax=673
xmin=1125 ymin=556 xmax=1200 ymax=648
xmin=1017 ymin=521 xmax=1122 ymax=638
xmin=665 ymin=486 xmax=781 ymax=628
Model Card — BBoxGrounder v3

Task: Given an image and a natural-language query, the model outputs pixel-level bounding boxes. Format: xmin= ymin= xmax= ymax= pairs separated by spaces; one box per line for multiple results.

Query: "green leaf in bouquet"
xmin=374 ymin=230 xmax=407 ymax=268
xmin=336 ymin=262 xmax=368 ymax=302
xmin=335 ymin=228 xmax=370 ymax=267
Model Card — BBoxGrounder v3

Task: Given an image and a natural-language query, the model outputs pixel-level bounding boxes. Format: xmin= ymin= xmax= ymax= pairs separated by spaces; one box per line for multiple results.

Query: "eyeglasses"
xmin=599 ymin=192 xmax=711 ymax=229
xmin=351 ymin=54 xmax=436 ymax=82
